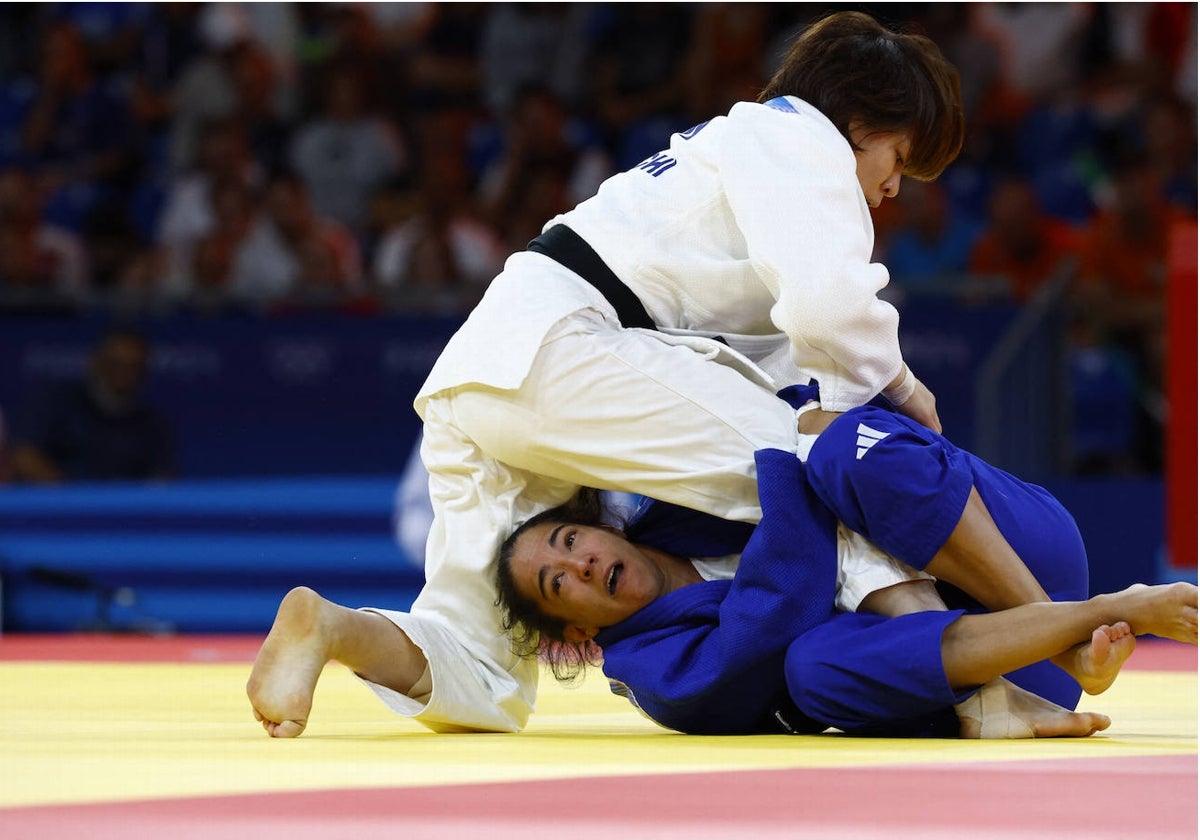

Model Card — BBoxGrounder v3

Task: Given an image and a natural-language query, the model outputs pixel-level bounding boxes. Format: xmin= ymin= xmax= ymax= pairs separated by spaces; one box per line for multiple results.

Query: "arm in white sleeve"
xmin=720 ymin=103 xmax=904 ymax=411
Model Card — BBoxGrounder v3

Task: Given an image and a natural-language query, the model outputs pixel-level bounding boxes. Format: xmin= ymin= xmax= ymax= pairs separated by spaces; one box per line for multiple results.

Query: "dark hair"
xmin=758 ymin=11 xmax=964 ymax=181
xmin=494 ymin=488 xmax=612 ymax=683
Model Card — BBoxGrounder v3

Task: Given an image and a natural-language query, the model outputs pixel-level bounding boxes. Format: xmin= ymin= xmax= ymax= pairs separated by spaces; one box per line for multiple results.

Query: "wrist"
xmin=883 ymin=365 xmax=916 ymax=406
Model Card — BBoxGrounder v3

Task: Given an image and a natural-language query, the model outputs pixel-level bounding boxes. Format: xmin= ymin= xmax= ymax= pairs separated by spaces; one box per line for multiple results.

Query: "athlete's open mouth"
xmin=607 ymin=564 xmax=623 ymax=596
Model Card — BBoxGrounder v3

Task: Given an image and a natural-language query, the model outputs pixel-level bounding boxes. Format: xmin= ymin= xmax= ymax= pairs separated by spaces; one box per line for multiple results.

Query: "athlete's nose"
xmin=882 ymin=171 xmax=901 ymax=199
xmin=568 ymin=554 xmax=596 ymax=579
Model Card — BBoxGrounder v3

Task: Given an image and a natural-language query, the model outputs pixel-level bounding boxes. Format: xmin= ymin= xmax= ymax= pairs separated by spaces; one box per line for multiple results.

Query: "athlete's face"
xmin=851 ymin=123 xmax=912 ymax=208
xmin=509 ymin=522 xmax=669 ymax=643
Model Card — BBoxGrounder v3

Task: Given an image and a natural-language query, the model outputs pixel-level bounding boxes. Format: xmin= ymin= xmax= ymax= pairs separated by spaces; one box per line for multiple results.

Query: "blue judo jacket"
xmin=595 ymin=447 xmax=839 ymax=735
xmin=593 ymin=389 xmax=1088 ymax=735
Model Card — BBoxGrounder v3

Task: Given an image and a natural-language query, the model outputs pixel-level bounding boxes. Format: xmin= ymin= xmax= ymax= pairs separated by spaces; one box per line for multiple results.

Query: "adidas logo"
xmin=855 ymin=423 xmax=888 ymax=459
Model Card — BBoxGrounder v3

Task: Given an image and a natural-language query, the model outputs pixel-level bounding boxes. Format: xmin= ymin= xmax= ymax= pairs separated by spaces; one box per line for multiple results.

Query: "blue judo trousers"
xmin=596 ymin=387 xmax=1089 ymax=737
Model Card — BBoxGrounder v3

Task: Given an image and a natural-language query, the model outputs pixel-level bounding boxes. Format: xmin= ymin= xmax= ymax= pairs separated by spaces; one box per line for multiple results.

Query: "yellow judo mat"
xmin=0 ymin=636 xmax=1195 ymax=839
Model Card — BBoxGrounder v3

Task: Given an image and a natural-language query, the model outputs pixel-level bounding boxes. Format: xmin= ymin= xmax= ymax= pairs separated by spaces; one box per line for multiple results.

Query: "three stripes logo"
xmin=855 ymin=423 xmax=889 ymax=459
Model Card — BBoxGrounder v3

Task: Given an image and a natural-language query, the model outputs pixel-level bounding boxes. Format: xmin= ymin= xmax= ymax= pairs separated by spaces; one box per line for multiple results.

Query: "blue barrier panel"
xmin=0 ymin=312 xmax=463 ymax=477
xmin=0 ymin=305 xmax=1021 ymax=478
xmin=4 ymin=581 xmax=422 ymax=634
xmin=0 ymin=476 xmax=404 ymax=514
xmin=1042 ymin=477 xmax=1171 ymax=597
xmin=0 ymin=477 xmax=425 ymax=632
xmin=0 ymin=534 xmax=407 ymax=578
xmin=894 ymin=295 xmax=1019 ymax=447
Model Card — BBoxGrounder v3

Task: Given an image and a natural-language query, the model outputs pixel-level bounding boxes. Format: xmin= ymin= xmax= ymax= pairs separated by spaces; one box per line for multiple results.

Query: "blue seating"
xmin=0 ymin=478 xmax=424 ymax=633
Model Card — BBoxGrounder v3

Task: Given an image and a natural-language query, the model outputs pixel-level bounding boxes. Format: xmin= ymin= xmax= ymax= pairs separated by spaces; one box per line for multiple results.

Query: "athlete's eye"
xmin=565 ymin=532 xmax=575 ymax=549
xmin=552 ymin=574 xmax=563 ymax=594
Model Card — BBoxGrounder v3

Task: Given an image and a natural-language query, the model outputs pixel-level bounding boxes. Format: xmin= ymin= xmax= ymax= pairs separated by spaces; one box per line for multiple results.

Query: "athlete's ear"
xmin=563 ymin=625 xmax=598 ymax=644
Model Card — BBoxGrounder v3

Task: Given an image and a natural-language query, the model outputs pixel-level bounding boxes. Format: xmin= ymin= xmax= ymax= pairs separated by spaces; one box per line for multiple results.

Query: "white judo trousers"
xmin=365 ymin=296 xmax=803 ymax=731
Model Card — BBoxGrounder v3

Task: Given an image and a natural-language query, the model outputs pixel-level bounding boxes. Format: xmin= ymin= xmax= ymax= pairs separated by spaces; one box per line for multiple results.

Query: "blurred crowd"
xmin=0 ymin=2 xmax=1193 ymax=478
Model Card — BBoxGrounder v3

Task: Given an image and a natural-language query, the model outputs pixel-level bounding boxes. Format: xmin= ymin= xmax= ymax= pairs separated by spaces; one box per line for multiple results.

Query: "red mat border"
xmin=2 ymin=755 xmax=1195 ymax=839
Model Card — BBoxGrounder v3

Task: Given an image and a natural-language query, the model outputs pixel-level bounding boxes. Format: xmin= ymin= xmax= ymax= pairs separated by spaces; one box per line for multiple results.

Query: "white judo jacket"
xmin=417 ymin=95 xmax=901 ymax=415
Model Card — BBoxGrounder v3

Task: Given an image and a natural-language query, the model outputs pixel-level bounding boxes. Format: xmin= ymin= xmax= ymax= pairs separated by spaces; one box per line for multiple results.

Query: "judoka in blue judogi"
xmin=567 ymin=387 xmax=1089 ymax=736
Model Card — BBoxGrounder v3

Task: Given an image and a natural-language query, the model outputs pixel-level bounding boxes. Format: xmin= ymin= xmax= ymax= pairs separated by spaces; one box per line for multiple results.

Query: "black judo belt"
xmin=526 ymin=224 xmax=657 ymax=331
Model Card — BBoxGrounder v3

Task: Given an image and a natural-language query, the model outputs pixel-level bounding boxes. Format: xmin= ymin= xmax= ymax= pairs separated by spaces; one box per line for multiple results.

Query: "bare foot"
xmin=1061 ymin=622 xmax=1137 ymax=695
xmin=1112 ymin=582 xmax=1199 ymax=644
xmin=246 ymin=587 xmax=336 ymax=738
xmin=956 ymin=678 xmax=1111 ymax=739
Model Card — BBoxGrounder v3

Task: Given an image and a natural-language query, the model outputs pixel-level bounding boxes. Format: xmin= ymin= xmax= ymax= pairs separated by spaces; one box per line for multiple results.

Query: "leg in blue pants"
xmin=789 ymin=405 xmax=1089 ymax=733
